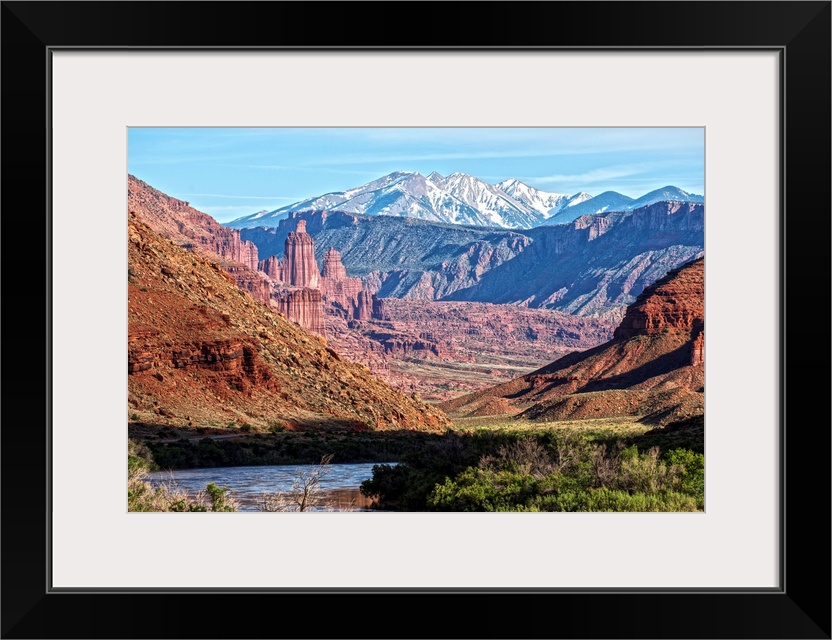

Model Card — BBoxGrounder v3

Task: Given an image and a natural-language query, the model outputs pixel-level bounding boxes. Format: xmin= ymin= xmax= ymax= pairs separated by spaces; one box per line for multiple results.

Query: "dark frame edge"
xmin=1 ymin=1 xmax=829 ymax=639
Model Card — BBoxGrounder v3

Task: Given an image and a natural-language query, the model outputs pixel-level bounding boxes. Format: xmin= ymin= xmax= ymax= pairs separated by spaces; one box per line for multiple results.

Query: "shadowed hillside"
xmin=440 ymin=258 xmax=704 ymax=426
xmin=128 ymin=213 xmax=449 ymax=432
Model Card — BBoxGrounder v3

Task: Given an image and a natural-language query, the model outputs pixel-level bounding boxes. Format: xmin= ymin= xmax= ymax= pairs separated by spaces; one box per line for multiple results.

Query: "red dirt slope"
xmin=128 ymin=213 xmax=449 ymax=432
xmin=440 ymin=258 xmax=704 ymax=425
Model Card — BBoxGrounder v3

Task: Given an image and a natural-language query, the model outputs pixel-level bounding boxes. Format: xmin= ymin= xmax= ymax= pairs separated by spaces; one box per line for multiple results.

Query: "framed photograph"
xmin=3 ymin=2 xmax=829 ymax=638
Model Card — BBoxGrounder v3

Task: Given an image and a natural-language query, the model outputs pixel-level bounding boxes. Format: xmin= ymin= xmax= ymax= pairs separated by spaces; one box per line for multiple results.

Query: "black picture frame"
xmin=2 ymin=2 xmax=829 ymax=638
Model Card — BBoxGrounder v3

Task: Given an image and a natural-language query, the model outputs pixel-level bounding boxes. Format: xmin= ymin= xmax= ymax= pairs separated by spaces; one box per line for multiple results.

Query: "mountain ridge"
xmin=240 ymin=201 xmax=704 ymax=318
xmin=226 ymin=171 xmax=703 ymax=230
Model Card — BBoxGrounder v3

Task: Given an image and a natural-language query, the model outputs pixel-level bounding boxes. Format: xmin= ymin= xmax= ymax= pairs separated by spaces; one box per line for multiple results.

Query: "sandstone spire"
xmin=284 ymin=219 xmax=320 ymax=288
xmin=258 ymin=255 xmax=284 ymax=282
xmin=322 ymin=247 xmax=348 ymax=281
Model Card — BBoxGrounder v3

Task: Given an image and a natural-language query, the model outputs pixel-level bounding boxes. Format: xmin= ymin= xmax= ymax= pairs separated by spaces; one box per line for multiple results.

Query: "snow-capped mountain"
xmin=226 ymin=172 xmax=703 ymax=230
xmin=544 ymin=185 xmax=704 ymax=225
xmin=544 ymin=191 xmax=636 ymax=224
xmin=626 ymin=186 xmax=704 ymax=210
xmin=494 ymin=178 xmax=593 ymax=219
xmin=495 ymin=179 xmax=569 ymax=217
xmin=431 ymin=172 xmax=543 ymax=228
xmin=228 ymin=171 xmax=553 ymax=229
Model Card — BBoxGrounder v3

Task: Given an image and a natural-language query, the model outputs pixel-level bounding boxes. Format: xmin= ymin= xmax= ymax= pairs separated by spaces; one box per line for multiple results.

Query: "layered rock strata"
xmin=323 ymin=298 xmax=616 ymax=401
xmin=272 ymin=288 xmax=326 ymax=337
xmin=128 ymin=174 xmax=269 ymax=303
xmin=256 ymin=227 xmax=384 ymax=334
xmin=440 ymin=258 xmax=705 ymax=425
xmin=320 ymin=247 xmax=377 ymax=320
xmin=128 ymin=213 xmax=450 ymax=431
xmin=283 ymin=219 xmax=320 ymax=288
xmin=257 ymin=255 xmax=284 ymax=282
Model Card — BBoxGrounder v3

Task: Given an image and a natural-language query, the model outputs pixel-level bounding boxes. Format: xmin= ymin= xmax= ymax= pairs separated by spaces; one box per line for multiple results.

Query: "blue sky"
xmin=128 ymin=128 xmax=704 ymax=223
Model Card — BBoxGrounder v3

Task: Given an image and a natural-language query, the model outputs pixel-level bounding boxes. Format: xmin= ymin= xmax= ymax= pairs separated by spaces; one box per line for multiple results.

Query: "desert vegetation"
xmin=360 ymin=424 xmax=704 ymax=512
xmin=128 ymin=442 xmax=238 ymax=512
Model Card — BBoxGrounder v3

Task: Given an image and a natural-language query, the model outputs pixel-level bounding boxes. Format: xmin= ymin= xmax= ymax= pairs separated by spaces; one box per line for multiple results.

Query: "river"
xmin=146 ymin=462 xmax=392 ymax=512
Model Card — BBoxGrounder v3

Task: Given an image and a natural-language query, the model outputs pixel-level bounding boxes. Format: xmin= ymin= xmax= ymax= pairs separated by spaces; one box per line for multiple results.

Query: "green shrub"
xmin=665 ymin=448 xmax=705 ymax=508
xmin=365 ymin=430 xmax=705 ymax=513
xmin=205 ymin=482 xmax=237 ymax=512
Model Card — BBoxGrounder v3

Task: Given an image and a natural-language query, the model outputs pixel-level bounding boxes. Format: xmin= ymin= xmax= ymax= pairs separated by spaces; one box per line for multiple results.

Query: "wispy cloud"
xmin=311 ymin=149 xmax=566 ymax=166
xmin=234 ymin=164 xmax=379 ymax=176
xmin=177 ymin=193 xmax=300 ymax=200
xmin=525 ymin=163 xmax=654 ymax=186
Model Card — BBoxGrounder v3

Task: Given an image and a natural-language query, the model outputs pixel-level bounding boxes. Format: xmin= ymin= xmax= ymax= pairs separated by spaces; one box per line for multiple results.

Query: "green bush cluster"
xmin=127 ymin=441 xmax=239 ymax=512
xmin=362 ymin=430 xmax=704 ymax=512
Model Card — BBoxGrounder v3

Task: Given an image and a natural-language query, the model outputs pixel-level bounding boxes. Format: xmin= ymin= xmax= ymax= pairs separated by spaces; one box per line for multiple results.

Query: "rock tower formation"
xmin=257 ymin=255 xmax=284 ymax=282
xmin=320 ymin=247 xmax=369 ymax=319
xmin=273 ymin=288 xmax=326 ymax=337
xmin=256 ymin=222 xmax=385 ymax=334
xmin=283 ymin=219 xmax=320 ymax=288
xmin=321 ymin=247 xmax=349 ymax=281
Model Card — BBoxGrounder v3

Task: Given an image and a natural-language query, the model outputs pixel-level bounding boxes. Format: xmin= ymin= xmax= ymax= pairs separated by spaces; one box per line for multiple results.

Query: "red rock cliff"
xmin=223 ymin=265 xmax=272 ymax=305
xmin=239 ymin=240 xmax=259 ymax=271
xmin=322 ymin=247 xmax=349 ymax=281
xmin=284 ymin=219 xmax=320 ymax=288
xmin=273 ymin=288 xmax=326 ymax=337
xmin=321 ymin=247 xmax=363 ymax=312
xmin=128 ymin=174 xmax=259 ymax=269
xmin=354 ymin=290 xmax=376 ymax=321
xmin=690 ymin=326 xmax=704 ymax=365
xmin=258 ymin=255 xmax=284 ymax=282
xmin=614 ymin=258 xmax=704 ymax=340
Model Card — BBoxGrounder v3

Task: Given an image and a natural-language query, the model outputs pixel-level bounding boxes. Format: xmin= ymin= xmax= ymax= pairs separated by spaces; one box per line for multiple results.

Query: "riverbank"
xmin=146 ymin=462 xmax=386 ymax=512
xmin=130 ymin=413 xmax=702 ymax=471
xmin=130 ymin=415 xmax=703 ymax=512
xmin=129 ymin=421 xmax=450 ymax=470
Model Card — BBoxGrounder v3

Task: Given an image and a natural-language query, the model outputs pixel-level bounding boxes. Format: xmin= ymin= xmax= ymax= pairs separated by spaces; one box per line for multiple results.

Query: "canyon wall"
xmin=272 ymin=288 xmax=326 ymax=338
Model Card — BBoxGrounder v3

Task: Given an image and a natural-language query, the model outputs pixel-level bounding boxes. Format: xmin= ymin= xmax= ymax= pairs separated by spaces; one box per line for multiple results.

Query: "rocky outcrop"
xmin=128 ymin=213 xmax=449 ymax=431
xmin=614 ymin=258 xmax=705 ymax=339
xmin=283 ymin=219 xmax=320 ymax=288
xmin=321 ymin=247 xmax=363 ymax=306
xmin=363 ymin=330 xmax=446 ymax=357
xmin=440 ymin=257 xmax=704 ymax=425
xmin=354 ymin=290 xmax=375 ymax=321
xmin=254 ymin=220 xmax=327 ymax=337
xmin=323 ymin=298 xmax=616 ymax=401
xmin=239 ymin=240 xmax=259 ymax=272
xmin=239 ymin=204 xmax=702 ymax=318
xmin=322 ymin=247 xmax=349 ymax=281
xmin=272 ymin=288 xmax=326 ymax=337
xmin=129 ymin=174 xmax=259 ymax=269
xmin=690 ymin=327 xmax=704 ymax=366
xmin=258 ymin=255 xmax=284 ymax=282
xmin=372 ymin=297 xmax=386 ymax=321
xmin=222 ymin=265 xmax=271 ymax=305
xmin=320 ymin=246 xmax=379 ymax=321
